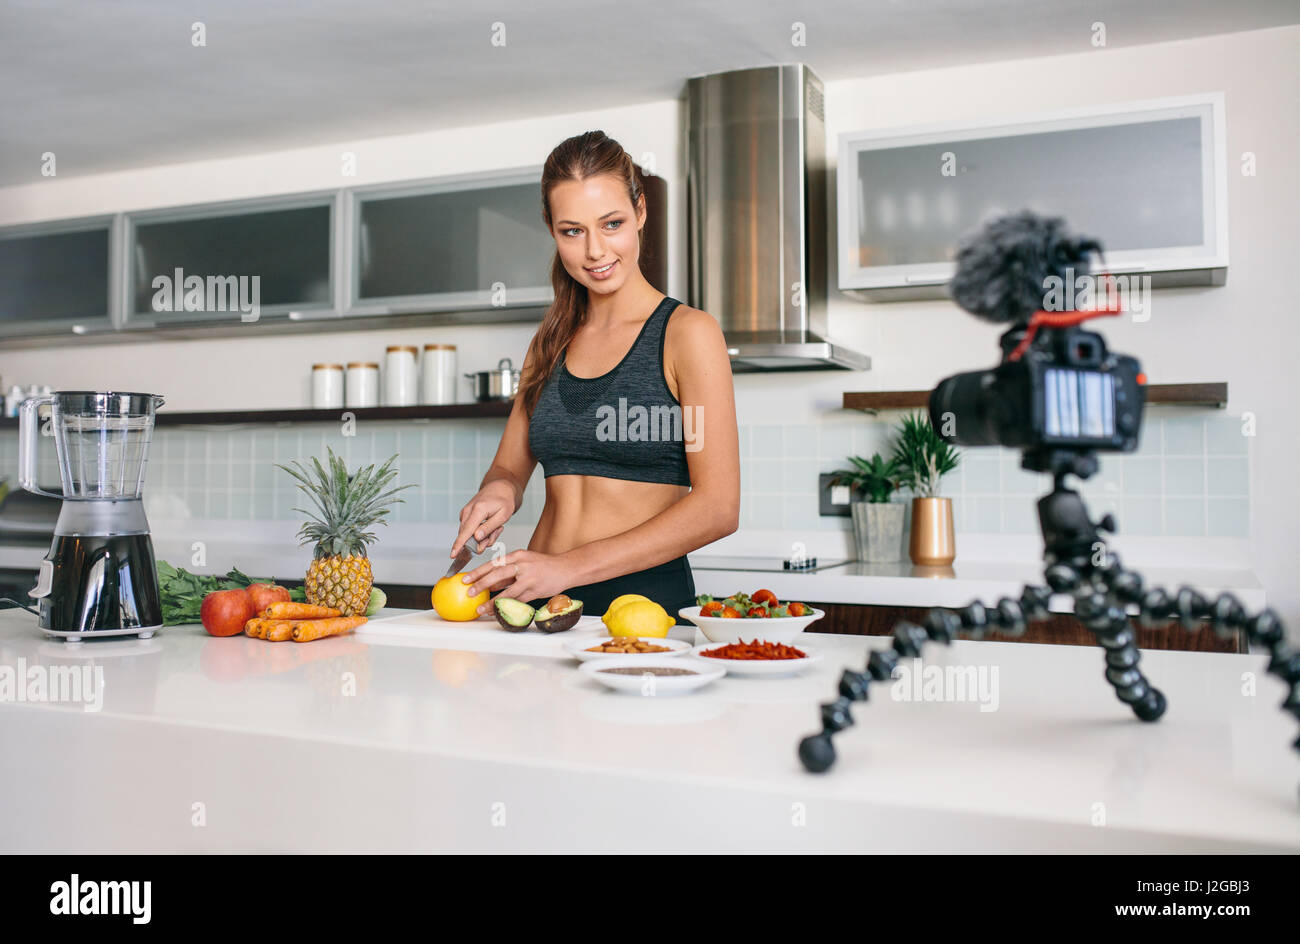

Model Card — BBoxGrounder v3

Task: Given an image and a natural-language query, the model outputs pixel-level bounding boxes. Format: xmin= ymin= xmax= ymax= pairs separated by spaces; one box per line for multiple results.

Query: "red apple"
xmin=200 ymin=588 xmax=255 ymax=637
xmin=245 ymin=582 xmax=291 ymax=615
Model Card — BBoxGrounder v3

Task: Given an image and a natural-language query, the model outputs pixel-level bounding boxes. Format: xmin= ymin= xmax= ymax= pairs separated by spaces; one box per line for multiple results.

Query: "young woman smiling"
xmin=451 ymin=130 xmax=740 ymax=619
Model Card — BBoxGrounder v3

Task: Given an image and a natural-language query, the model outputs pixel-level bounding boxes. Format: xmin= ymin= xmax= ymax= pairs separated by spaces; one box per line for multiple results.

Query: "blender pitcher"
xmin=18 ymin=391 xmax=166 ymax=641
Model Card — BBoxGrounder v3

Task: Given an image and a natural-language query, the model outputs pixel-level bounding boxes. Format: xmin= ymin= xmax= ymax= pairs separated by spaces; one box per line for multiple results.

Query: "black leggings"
xmin=529 ymin=555 xmax=697 ymax=625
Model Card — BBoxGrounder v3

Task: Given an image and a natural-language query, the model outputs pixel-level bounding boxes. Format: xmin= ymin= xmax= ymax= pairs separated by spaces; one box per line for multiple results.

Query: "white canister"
xmin=421 ymin=344 xmax=457 ymax=405
xmin=345 ymin=362 xmax=380 ymax=408
xmin=384 ymin=345 xmax=419 ymax=406
xmin=311 ymin=364 xmax=344 ymax=409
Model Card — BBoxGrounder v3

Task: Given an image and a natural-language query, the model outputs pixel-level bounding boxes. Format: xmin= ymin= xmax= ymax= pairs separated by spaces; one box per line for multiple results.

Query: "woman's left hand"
xmin=458 ymin=549 xmax=573 ymax=615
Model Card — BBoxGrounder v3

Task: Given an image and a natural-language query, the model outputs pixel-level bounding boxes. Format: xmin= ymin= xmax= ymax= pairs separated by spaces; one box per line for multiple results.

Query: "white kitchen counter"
xmin=0 ymin=606 xmax=1295 ymax=852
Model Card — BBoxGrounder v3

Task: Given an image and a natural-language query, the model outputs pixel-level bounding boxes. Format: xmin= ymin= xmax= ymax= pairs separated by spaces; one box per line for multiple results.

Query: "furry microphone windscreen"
xmin=948 ymin=210 xmax=1105 ymax=324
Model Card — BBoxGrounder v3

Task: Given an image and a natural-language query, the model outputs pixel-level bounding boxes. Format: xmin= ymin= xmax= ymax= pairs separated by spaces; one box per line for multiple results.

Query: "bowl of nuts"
xmin=562 ymin=635 xmax=694 ymax=663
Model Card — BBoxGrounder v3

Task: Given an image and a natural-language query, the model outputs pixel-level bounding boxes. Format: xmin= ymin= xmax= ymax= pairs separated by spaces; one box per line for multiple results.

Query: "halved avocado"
xmin=535 ymin=594 xmax=583 ymax=634
xmin=493 ymin=596 xmax=535 ymax=632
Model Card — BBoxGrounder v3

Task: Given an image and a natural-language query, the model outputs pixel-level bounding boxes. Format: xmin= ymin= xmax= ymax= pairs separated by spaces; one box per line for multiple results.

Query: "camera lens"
xmin=930 ymin=370 xmax=1001 ymax=446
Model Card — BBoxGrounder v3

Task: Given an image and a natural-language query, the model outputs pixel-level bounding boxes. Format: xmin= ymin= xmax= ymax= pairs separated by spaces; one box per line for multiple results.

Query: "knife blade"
xmin=443 ymin=534 xmax=482 ymax=579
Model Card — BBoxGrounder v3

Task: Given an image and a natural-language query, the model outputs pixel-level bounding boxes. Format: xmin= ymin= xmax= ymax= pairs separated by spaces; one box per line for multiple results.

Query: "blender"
xmin=17 ymin=391 xmax=165 ymax=641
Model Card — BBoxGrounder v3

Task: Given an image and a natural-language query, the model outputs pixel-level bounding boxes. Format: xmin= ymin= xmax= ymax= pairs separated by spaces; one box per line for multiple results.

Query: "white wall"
xmin=2 ymin=25 xmax=1298 ymax=623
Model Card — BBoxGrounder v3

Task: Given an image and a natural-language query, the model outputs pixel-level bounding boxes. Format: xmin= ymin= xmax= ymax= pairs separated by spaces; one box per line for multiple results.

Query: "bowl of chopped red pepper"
xmin=691 ymin=640 xmax=823 ymax=676
xmin=678 ymin=590 xmax=823 ymax=643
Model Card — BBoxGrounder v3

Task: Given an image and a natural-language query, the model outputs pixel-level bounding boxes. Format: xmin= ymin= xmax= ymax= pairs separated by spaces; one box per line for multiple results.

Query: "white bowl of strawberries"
xmin=677 ymin=590 xmax=824 ymax=644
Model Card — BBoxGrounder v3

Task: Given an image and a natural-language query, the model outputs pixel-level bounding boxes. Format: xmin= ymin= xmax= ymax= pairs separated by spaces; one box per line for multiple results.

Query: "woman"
xmin=451 ymin=130 xmax=740 ymax=620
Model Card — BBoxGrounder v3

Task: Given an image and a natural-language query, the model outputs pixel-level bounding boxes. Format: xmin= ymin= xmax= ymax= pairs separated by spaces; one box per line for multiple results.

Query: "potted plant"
xmin=891 ymin=412 xmax=961 ymax=566
xmin=828 ymin=454 xmax=905 ymax=562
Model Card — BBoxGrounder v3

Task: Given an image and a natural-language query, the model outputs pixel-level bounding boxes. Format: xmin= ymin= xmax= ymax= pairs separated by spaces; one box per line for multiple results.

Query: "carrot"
xmin=246 ymin=618 xmax=301 ymax=640
xmin=291 ymin=615 xmax=367 ymax=642
xmin=261 ymin=602 xmax=341 ymax=620
xmin=264 ymin=621 xmax=298 ymax=642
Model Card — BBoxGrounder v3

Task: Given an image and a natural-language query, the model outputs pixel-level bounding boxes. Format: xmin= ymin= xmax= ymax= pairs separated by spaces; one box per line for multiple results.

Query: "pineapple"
xmin=277 ymin=448 xmax=413 ymax=616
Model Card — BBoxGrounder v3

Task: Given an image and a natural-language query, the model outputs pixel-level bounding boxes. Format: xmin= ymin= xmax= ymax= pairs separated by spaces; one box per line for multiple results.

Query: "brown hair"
xmin=517 ymin=130 xmax=647 ymax=416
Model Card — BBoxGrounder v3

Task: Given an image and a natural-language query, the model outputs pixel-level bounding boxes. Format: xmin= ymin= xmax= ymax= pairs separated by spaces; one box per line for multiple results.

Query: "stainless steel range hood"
xmin=686 ymin=64 xmax=869 ymax=372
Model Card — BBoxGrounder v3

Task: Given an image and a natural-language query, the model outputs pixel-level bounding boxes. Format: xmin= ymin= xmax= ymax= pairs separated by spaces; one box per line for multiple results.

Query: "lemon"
xmin=432 ymin=576 xmax=489 ymax=622
xmin=601 ymin=593 xmax=652 ymax=626
xmin=604 ymin=600 xmax=675 ymax=638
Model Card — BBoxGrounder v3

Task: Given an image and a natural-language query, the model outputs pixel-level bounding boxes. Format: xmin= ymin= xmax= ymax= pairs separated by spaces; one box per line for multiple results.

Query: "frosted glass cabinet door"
xmin=127 ymin=199 xmax=334 ymax=323
xmin=0 ymin=220 xmax=113 ymax=337
xmin=350 ymin=173 xmax=554 ymax=314
xmin=837 ymin=94 xmax=1227 ymax=295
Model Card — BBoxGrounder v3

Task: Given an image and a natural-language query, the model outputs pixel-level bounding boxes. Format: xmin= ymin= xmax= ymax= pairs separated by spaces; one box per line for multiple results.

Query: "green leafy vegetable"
xmin=156 ymin=561 xmax=303 ymax=626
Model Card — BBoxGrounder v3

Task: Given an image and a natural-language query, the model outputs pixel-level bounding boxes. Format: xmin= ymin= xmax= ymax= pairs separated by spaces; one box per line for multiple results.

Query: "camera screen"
xmin=1044 ymin=367 xmax=1115 ymax=441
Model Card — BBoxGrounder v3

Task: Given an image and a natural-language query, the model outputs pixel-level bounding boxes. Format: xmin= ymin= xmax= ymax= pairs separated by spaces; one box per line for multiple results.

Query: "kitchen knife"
xmin=444 ymin=534 xmax=482 ymax=579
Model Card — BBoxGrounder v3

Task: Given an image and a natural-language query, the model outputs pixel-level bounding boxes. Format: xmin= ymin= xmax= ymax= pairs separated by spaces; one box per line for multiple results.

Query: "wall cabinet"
xmin=837 ymin=93 xmax=1228 ymax=300
xmin=0 ymin=217 xmax=116 ymax=337
xmin=124 ymin=193 xmax=337 ymax=327
xmin=1 ymin=165 xmax=666 ymax=344
xmin=347 ymin=169 xmax=553 ymax=317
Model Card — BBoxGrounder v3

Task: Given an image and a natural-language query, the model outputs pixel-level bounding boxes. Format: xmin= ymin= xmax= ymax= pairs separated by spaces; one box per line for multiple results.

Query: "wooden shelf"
xmin=843 ymin=382 xmax=1228 ymax=412
xmin=0 ymin=400 xmax=515 ymax=430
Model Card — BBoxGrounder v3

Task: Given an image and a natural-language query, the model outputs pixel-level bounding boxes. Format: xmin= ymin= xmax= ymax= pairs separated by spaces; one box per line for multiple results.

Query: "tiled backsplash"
xmin=0 ymin=410 xmax=1249 ymax=538
xmin=797 ymin=410 xmax=1249 ymax=538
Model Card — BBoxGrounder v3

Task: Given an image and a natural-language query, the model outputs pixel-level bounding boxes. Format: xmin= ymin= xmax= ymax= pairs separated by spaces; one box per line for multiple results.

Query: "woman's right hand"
xmin=451 ymin=479 xmax=516 ymax=558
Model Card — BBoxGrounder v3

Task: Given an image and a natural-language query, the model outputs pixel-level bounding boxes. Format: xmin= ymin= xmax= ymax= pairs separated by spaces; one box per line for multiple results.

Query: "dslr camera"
xmin=929 ymin=212 xmax=1145 ymax=470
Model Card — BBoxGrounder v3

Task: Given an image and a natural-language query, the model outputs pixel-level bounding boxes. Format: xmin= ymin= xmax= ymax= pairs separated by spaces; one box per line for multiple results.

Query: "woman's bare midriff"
xmin=527 ymin=474 xmax=689 ymax=556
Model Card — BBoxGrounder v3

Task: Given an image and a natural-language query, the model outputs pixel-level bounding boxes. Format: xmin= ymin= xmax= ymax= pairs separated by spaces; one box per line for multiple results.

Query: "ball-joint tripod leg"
xmin=797 ymin=585 xmax=1051 ymax=774
xmin=1042 ymin=558 xmax=1166 ymax=722
xmin=1094 ymin=552 xmax=1300 ymax=768
xmin=795 ymin=569 xmax=1296 ymax=775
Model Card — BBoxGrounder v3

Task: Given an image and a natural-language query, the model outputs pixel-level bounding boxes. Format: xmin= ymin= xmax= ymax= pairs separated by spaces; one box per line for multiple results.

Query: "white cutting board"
xmin=357 ymin=609 xmax=607 ymax=656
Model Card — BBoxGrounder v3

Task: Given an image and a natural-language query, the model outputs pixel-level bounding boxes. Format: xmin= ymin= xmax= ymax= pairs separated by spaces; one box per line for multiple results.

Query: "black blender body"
xmin=40 ymin=503 xmax=163 ymax=637
xmin=18 ymin=391 xmax=166 ymax=641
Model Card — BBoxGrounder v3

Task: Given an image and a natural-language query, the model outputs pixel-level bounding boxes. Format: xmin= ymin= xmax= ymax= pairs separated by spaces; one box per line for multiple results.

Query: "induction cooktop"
xmin=688 ymin=555 xmax=853 ymax=573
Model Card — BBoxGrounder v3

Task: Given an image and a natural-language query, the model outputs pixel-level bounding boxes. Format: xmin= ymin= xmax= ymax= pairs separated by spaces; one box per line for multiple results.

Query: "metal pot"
xmin=464 ymin=357 xmax=520 ymax=401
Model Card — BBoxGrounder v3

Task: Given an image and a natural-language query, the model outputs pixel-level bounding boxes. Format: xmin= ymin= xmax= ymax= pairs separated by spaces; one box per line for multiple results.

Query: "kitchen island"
xmin=0 ymin=606 xmax=1296 ymax=853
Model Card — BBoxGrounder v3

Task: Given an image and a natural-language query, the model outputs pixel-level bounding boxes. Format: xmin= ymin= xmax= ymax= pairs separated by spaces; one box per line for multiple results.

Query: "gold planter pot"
xmin=909 ymin=496 xmax=956 ymax=566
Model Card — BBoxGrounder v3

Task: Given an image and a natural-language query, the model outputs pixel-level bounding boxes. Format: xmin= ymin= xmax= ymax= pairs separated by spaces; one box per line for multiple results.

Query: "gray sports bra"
xmin=527 ymin=296 xmax=692 ymax=487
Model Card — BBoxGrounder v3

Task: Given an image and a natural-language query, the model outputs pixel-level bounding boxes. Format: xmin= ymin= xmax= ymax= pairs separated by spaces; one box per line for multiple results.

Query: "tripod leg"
xmin=1048 ymin=561 xmax=1167 ymax=722
xmin=1100 ymin=552 xmax=1299 ymax=796
xmin=797 ymin=587 xmax=1050 ymax=773
xmin=1128 ymin=575 xmax=1300 ymax=792
xmin=1095 ymin=607 xmax=1167 ymax=721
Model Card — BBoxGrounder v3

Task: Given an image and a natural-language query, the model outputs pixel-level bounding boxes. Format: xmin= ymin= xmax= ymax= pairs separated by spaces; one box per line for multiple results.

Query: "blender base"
xmin=39 ymin=625 xmax=163 ymax=643
xmin=33 ymin=505 xmax=165 ymax=641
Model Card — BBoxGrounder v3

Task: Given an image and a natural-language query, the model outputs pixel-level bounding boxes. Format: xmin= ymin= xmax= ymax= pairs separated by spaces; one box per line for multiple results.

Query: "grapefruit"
xmin=432 ymin=575 xmax=489 ymax=621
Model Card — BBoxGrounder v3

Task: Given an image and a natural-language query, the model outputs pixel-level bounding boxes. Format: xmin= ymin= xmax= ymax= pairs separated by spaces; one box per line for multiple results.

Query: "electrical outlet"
xmin=819 ymin=472 xmax=852 ymax=517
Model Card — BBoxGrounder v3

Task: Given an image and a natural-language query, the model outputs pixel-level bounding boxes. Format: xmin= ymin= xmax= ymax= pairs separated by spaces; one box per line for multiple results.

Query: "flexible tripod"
xmin=798 ymin=448 xmax=1300 ymax=795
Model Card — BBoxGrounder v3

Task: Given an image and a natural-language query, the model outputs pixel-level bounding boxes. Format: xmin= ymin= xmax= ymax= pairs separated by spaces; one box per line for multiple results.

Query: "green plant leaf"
xmin=827 ymin=451 xmax=901 ymax=503
xmin=889 ymin=411 xmax=961 ymax=498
